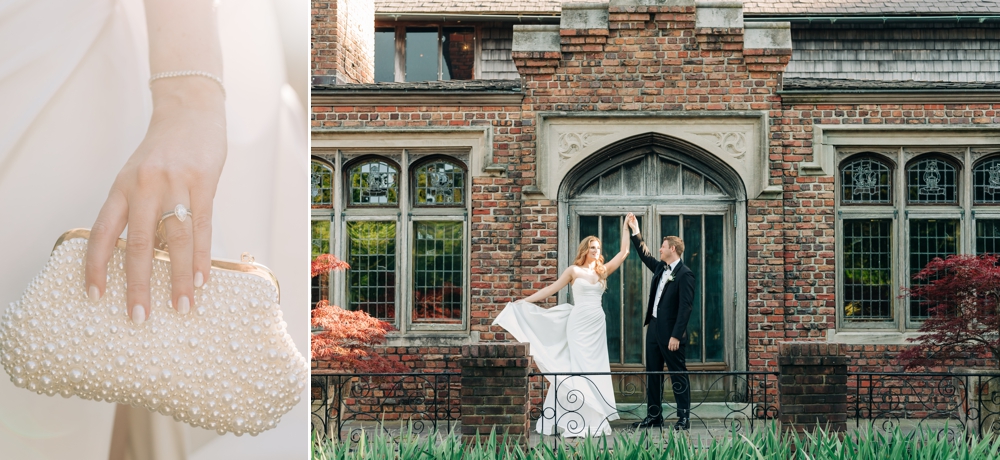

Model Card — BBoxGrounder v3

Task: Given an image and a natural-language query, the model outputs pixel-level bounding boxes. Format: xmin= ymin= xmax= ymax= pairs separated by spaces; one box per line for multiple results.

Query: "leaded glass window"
xmin=312 ymin=160 xmax=333 ymax=207
xmin=973 ymin=157 xmax=1000 ymax=204
xmin=908 ymin=219 xmax=959 ymax=320
xmin=841 ymin=157 xmax=892 ymax=205
xmin=348 ymin=159 xmax=398 ymax=206
xmin=842 ymin=219 xmax=893 ymax=322
xmin=907 ymin=158 xmax=957 ymax=204
xmin=312 ymin=220 xmax=331 ymax=308
xmin=347 ymin=221 xmax=397 ymax=321
xmin=976 ymin=219 xmax=1000 ymax=254
xmin=414 ymin=159 xmax=464 ymax=205
xmin=412 ymin=221 xmax=463 ymax=323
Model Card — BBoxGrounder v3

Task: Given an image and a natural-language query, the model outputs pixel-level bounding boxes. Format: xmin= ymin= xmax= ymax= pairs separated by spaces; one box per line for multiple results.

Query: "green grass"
xmin=312 ymin=424 xmax=1000 ymax=460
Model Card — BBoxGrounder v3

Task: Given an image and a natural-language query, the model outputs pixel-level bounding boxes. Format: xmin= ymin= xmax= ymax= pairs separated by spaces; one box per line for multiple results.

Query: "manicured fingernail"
xmin=194 ymin=272 xmax=204 ymax=288
xmin=88 ymin=285 xmax=100 ymax=303
xmin=132 ymin=305 xmax=145 ymax=325
xmin=177 ymin=296 xmax=190 ymax=315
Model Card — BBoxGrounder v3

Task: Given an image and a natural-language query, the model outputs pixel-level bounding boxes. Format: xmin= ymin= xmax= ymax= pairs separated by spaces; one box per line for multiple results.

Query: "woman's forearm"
xmin=145 ymin=0 xmax=225 ymax=112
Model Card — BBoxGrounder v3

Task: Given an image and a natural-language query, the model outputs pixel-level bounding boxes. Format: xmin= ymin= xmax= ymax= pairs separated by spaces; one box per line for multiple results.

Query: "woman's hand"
xmin=85 ymin=78 xmax=226 ymax=324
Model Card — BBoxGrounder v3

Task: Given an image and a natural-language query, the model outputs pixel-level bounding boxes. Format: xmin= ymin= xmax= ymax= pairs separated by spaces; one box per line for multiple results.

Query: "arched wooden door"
xmin=560 ymin=142 xmax=746 ymax=374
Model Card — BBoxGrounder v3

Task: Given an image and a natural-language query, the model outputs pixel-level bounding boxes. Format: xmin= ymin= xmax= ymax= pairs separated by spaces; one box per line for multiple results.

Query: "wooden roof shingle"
xmin=373 ymin=0 xmax=1000 ymax=16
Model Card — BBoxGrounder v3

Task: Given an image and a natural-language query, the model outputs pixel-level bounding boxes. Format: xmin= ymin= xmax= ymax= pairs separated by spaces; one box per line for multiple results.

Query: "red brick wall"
xmin=312 ymin=0 xmax=373 ymax=84
xmin=311 ymin=7 xmax=1000 ymax=380
xmin=512 ymin=5 xmax=791 ymax=375
xmin=311 ymin=103 xmax=525 ymax=346
xmin=778 ymin=102 xmax=1000 ymax=371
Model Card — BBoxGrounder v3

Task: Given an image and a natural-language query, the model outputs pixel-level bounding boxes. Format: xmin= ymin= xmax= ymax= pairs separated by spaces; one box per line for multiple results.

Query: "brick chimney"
xmin=312 ymin=0 xmax=374 ymax=85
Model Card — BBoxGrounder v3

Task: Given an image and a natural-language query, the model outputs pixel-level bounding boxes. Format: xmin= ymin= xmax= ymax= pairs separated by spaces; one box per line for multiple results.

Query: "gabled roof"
xmin=374 ymin=0 xmax=1000 ymax=16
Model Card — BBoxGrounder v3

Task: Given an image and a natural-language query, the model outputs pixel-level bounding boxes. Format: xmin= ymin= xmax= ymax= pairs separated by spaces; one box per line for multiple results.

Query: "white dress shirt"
xmin=652 ymin=259 xmax=678 ymax=318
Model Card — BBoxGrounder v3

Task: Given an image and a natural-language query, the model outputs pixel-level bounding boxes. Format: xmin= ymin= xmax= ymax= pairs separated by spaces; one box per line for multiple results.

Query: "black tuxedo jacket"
xmin=630 ymin=232 xmax=696 ymax=342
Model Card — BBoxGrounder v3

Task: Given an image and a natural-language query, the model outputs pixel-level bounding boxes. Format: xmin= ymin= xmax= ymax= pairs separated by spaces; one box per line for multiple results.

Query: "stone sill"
xmin=825 ymin=329 xmax=924 ymax=345
xmin=384 ymin=333 xmax=475 ymax=348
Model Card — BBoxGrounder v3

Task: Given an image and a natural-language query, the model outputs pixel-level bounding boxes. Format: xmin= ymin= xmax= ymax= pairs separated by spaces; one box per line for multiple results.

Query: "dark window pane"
xmin=660 ymin=215 xmax=679 ymax=240
xmin=704 ymin=215 xmax=724 ymax=362
xmin=682 ymin=215 xmax=703 ymax=362
xmin=347 ymin=221 xmax=397 ymax=322
xmin=349 ymin=160 xmax=398 ymax=206
xmin=602 ymin=216 xmax=622 ymax=364
xmin=405 ymin=28 xmax=438 ymax=82
xmin=623 ymin=215 xmax=644 ymax=364
xmin=442 ymin=27 xmax=475 ymax=80
xmin=413 ymin=221 xmax=463 ymax=323
xmin=843 ymin=219 xmax=893 ymax=321
xmin=842 ymin=157 xmax=892 ymax=205
xmin=311 ymin=161 xmax=333 ymax=207
xmin=977 ymin=219 xmax=1000 ymax=254
xmin=907 ymin=158 xmax=957 ymax=204
xmin=374 ymin=29 xmax=395 ymax=82
xmin=311 ymin=274 xmax=327 ymax=310
xmin=909 ymin=219 xmax=959 ymax=320
xmin=973 ymin=157 xmax=1000 ymax=204
xmin=311 ymin=220 xmax=331 ymax=309
xmin=414 ymin=159 xmax=464 ymax=205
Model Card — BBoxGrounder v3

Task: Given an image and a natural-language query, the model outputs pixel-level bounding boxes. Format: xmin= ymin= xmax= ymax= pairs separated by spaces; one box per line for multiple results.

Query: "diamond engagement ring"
xmin=155 ymin=204 xmax=192 ymax=249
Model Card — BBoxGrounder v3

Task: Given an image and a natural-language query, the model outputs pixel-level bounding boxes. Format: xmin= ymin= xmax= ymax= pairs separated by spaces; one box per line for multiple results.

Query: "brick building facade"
xmin=311 ymin=0 xmax=1000 ymax=386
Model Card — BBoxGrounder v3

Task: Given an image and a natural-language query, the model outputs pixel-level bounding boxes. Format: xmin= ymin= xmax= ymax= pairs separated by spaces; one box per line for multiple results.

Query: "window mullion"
xmin=395 ymin=26 xmax=405 ymax=83
xmin=891 ymin=147 xmax=910 ymax=332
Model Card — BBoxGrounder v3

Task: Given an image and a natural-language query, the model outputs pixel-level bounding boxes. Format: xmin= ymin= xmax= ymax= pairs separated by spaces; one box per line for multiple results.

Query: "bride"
xmin=493 ymin=219 xmax=630 ymax=437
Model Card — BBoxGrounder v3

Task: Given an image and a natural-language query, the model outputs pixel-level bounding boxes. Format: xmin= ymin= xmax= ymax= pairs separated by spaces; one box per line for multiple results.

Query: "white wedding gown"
xmin=493 ymin=278 xmax=619 ymax=437
xmin=0 ymin=0 xmax=308 ymax=458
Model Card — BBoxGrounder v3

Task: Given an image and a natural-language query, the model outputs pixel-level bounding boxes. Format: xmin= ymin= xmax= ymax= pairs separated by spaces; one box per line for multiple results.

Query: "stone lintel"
xmin=609 ymin=0 xmax=694 ymax=6
xmin=512 ymin=24 xmax=562 ymax=52
xmin=745 ymin=21 xmax=791 ymax=50
xmin=561 ymin=3 xmax=610 ymax=30
xmin=695 ymin=1 xmax=744 ymax=29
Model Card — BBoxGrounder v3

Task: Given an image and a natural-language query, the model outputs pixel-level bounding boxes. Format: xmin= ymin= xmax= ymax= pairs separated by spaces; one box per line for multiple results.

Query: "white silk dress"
xmin=493 ymin=278 xmax=619 ymax=437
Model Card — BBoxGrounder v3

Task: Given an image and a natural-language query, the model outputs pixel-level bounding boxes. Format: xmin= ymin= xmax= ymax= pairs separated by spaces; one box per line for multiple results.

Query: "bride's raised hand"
xmin=85 ymin=79 xmax=226 ymax=324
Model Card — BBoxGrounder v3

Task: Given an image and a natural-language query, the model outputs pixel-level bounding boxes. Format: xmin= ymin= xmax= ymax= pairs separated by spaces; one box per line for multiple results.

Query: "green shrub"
xmin=311 ymin=424 xmax=1000 ymax=460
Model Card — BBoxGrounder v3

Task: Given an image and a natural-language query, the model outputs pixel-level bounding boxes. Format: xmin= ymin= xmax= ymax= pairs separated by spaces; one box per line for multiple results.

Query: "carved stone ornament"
xmin=557 ymin=132 xmax=610 ymax=161
xmin=694 ymin=131 xmax=748 ymax=159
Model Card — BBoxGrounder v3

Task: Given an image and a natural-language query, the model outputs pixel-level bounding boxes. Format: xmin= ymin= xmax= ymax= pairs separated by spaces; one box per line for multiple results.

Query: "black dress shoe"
xmin=632 ymin=415 xmax=663 ymax=429
xmin=673 ymin=417 xmax=690 ymax=431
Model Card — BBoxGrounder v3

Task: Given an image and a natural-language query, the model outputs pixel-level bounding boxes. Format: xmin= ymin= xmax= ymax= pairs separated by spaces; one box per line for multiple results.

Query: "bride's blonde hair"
xmin=573 ymin=236 xmax=607 ymax=288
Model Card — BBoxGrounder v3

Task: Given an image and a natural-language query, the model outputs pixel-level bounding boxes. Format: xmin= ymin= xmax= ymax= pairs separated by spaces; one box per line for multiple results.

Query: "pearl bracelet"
xmin=148 ymin=70 xmax=226 ymax=98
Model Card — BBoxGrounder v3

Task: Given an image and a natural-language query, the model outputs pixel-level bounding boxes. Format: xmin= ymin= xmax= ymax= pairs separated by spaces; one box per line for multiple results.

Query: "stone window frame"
xmin=828 ymin=127 xmax=1000 ymax=343
xmin=375 ymin=22 xmax=482 ymax=82
xmin=310 ymin=148 xmax=472 ymax=337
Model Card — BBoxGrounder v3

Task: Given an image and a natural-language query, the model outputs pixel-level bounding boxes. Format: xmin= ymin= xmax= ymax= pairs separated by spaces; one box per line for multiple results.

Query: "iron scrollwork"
xmin=528 ymin=370 xmax=779 ymax=446
xmin=311 ymin=372 xmax=461 ymax=445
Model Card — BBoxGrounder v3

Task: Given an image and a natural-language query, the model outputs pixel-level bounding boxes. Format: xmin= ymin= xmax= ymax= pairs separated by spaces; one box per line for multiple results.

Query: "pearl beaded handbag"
xmin=0 ymin=229 xmax=309 ymax=436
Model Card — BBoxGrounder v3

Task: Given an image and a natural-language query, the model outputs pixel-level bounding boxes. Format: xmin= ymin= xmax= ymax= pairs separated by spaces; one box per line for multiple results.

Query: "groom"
xmin=625 ymin=213 xmax=694 ymax=431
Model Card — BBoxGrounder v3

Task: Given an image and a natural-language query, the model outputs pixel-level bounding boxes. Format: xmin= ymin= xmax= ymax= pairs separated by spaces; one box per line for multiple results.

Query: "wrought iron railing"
xmin=528 ymin=370 xmax=780 ymax=441
xmin=311 ymin=371 xmax=461 ymax=443
xmin=849 ymin=371 xmax=1000 ymax=438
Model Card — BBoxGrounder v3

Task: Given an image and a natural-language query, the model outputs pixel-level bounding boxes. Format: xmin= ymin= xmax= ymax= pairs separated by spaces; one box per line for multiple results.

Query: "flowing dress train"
xmin=493 ymin=278 xmax=618 ymax=437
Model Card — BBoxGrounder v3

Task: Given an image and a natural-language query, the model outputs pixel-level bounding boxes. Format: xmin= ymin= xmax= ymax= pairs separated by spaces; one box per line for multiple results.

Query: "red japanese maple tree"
xmin=899 ymin=254 xmax=1000 ymax=370
xmin=310 ymin=254 xmax=406 ymax=373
